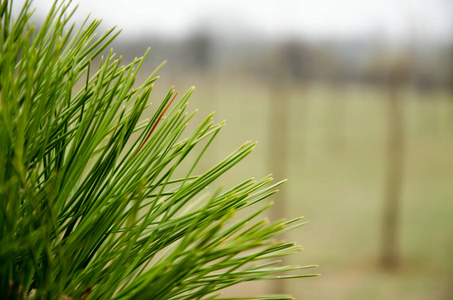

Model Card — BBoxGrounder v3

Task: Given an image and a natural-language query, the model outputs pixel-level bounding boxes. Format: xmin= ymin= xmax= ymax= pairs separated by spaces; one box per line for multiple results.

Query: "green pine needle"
xmin=0 ymin=0 xmax=317 ymax=299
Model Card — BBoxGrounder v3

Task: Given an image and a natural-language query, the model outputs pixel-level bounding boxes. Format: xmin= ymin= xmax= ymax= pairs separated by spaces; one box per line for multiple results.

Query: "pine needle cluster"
xmin=0 ymin=1 xmax=316 ymax=299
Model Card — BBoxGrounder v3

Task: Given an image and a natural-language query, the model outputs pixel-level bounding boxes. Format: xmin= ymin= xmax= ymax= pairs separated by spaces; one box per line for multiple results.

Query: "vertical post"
xmin=268 ymin=80 xmax=290 ymax=223
xmin=381 ymin=64 xmax=406 ymax=269
xmin=267 ymin=53 xmax=291 ymax=296
xmin=268 ymin=82 xmax=290 ymax=294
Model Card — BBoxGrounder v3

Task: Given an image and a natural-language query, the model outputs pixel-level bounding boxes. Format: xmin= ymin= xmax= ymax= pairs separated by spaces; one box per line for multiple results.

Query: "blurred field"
xmin=151 ymin=75 xmax=453 ymax=299
xmin=13 ymin=0 xmax=452 ymax=298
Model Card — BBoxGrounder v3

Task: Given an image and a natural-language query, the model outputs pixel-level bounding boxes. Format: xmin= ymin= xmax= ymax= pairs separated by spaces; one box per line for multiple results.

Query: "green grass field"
xmin=151 ymin=76 xmax=453 ymax=299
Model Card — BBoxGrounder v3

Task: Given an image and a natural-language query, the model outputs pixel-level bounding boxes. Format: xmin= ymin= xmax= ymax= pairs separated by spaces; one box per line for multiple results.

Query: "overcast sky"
xmin=14 ymin=0 xmax=453 ymax=43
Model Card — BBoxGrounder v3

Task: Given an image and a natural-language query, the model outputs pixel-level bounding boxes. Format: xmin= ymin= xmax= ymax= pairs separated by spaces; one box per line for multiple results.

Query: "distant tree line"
xmin=109 ymin=31 xmax=453 ymax=90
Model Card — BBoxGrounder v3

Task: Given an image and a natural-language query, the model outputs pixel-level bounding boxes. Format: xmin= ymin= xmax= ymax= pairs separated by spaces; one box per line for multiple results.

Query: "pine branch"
xmin=0 ymin=1 xmax=317 ymax=299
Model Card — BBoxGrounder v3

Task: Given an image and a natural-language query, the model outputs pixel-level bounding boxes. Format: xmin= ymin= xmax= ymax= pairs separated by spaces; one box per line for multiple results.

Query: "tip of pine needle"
xmin=248 ymin=141 xmax=257 ymax=148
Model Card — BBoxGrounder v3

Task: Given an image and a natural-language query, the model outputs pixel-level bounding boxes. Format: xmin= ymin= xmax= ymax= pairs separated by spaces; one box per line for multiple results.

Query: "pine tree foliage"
xmin=0 ymin=1 xmax=317 ymax=299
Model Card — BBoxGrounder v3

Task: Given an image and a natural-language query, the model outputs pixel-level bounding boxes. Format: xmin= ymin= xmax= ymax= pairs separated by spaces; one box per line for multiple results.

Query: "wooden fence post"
xmin=381 ymin=62 xmax=407 ymax=269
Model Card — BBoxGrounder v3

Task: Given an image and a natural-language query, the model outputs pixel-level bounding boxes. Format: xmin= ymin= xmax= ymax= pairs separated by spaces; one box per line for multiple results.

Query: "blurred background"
xmin=16 ymin=0 xmax=453 ymax=299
